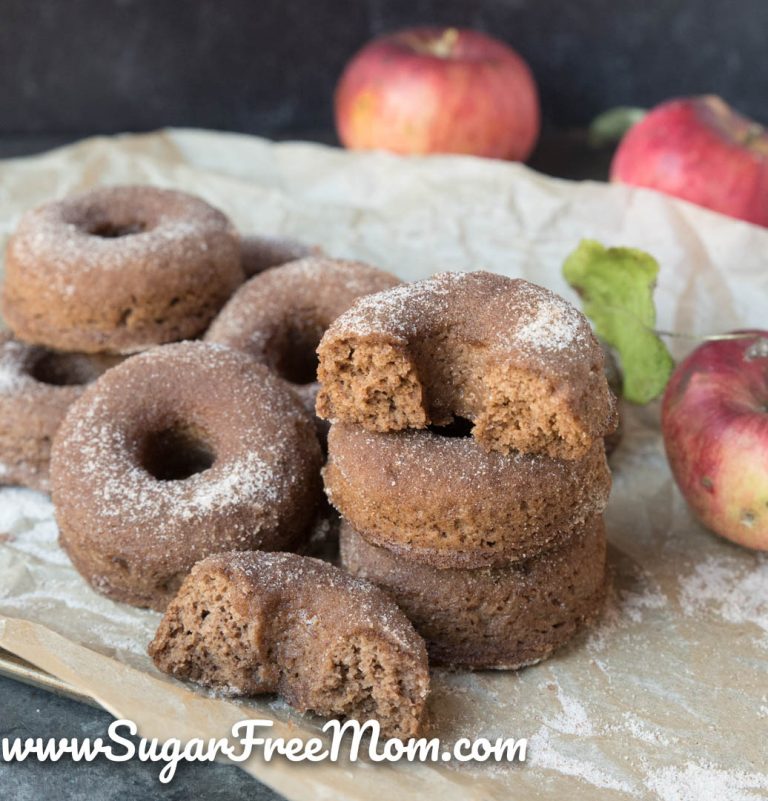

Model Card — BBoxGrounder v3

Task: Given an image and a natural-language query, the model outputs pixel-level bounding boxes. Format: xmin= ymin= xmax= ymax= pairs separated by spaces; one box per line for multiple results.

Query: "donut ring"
xmin=0 ymin=333 xmax=120 ymax=491
xmin=51 ymin=342 xmax=322 ymax=610
xmin=340 ymin=517 xmax=607 ymax=669
xmin=149 ymin=550 xmax=430 ymax=739
xmin=317 ymin=271 xmax=618 ymax=460
xmin=3 ymin=186 xmax=243 ymax=354
xmin=239 ymin=234 xmax=322 ymax=278
xmin=205 ymin=257 xmax=400 ymax=416
xmin=323 ymin=423 xmax=611 ymax=568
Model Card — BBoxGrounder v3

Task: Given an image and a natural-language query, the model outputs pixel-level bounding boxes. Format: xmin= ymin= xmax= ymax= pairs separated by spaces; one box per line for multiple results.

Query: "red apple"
xmin=611 ymin=96 xmax=768 ymax=226
xmin=334 ymin=27 xmax=540 ymax=161
xmin=662 ymin=332 xmax=768 ymax=550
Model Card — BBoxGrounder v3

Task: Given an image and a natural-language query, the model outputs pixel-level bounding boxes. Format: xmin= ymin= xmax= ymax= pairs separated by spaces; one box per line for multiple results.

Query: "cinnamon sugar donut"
xmin=205 ymin=257 xmax=400 ymax=416
xmin=317 ymin=272 xmax=617 ymax=460
xmin=2 ymin=186 xmax=243 ymax=354
xmin=340 ymin=517 xmax=607 ymax=669
xmin=240 ymin=234 xmax=322 ymax=278
xmin=323 ymin=422 xmax=611 ymax=568
xmin=51 ymin=342 xmax=322 ymax=610
xmin=0 ymin=333 xmax=120 ymax=492
xmin=149 ymin=551 xmax=430 ymax=739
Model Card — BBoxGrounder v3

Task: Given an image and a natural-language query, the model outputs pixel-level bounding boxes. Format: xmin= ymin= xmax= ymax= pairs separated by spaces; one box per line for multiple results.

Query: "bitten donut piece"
xmin=51 ymin=342 xmax=322 ymax=610
xmin=2 ymin=186 xmax=243 ymax=354
xmin=0 ymin=333 xmax=120 ymax=491
xmin=148 ymin=551 xmax=430 ymax=739
xmin=340 ymin=517 xmax=607 ymax=669
xmin=239 ymin=234 xmax=323 ymax=277
xmin=324 ymin=423 xmax=611 ymax=568
xmin=317 ymin=272 xmax=617 ymax=460
xmin=205 ymin=257 xmax=400 ymax=417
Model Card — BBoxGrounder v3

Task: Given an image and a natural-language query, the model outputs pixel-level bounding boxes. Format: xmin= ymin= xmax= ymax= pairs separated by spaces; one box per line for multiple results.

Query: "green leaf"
xmin=588 ymin=106 xmax=646 ymax=147
xmin=563 ymin=239 xmax=675 ymax=404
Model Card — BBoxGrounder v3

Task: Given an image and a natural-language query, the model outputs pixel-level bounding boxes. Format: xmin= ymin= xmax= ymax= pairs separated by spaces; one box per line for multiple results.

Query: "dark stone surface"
xmin=1 ymin=0 xmax=766 ymax=141
xmin=0 ymin=676 xmax=282 ymax=800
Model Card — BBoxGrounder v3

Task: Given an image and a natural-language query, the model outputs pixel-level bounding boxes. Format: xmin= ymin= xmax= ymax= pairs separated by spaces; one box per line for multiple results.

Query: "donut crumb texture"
xmin=149 ymin=551 xmax=430 ymax=739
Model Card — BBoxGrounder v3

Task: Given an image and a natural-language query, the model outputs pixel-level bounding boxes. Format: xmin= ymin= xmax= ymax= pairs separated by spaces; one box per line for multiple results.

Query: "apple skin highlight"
xmin=335 ymin=27 xmax=540 ymax=161
xmin=611 ymin=96 xmax=768 ymax=226
xmin=662 ymin=332 xmax=768 ymax=551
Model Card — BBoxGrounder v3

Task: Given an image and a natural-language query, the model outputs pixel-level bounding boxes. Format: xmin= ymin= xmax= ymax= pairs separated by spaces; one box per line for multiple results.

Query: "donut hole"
xmin=273 ymin=328 xmax=322 ymax=385
xmin=29 ymin=350 xmax=110 ymax=387
xmin=428 ymin=416 xmax=474 ymax=438
xmin=140 ymin=426 xmax=216 ymax=481
xmin=87 ymin=220 xmax=147 ymax=238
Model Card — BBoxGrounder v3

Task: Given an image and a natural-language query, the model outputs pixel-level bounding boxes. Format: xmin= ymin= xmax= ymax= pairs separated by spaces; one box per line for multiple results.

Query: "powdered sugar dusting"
xmin=0 ymin=334 xmax=41 ymax=394
xmin=53 ymin=342 xmax=321 ymax=578
xmin=325 ymin=270 xmax=595 ymax=366
xmin=209 ymin=550 xmax=425 ymax=656
xmin=11 ymin=186 xmax=233 ymax=280
xmin=205 ymin=256 xmax=401 ymax=364
xmin=513 ymin=283 xmax=585 ymax=352
xmin=677 ymin=553 xmax=768 ymax=640
xmin=645 ymin=762 xmax=768 ymax=801
xmin=330 ymin=271 xmax=470 ymax=338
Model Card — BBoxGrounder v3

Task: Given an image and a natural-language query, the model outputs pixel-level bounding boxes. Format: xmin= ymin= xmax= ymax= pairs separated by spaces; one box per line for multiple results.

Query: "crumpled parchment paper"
xmin=0 ymin=130 xmax=767 ymax=801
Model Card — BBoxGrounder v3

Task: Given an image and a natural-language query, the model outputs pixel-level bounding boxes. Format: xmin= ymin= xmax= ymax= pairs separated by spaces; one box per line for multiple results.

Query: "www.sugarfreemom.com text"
xmin=2 ymin=718 xmax=527 ymax=782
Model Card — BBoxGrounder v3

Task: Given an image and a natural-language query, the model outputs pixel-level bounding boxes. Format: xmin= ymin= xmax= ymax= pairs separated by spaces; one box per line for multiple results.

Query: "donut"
xmin=316 ymin=271 xmax=618 ymax=460
xmin=2 ymin=186 xmax=243 ymax=354
xmin=205 ymin=257 xmax=400 ymax=416
xmin=51 ymin=342 xmax=322 ymax=610
xmin=340 ymin=517 xmax=607 ymax=669
xmin=239 ymin=234 xmax=322 ymax=278
xmin=323 ymin=423 xmax=611 ymax=568
xmin=0 ymin=333 xmax=120 ymax=491
xmin=148 ymin=550 xmax=430 ymax=739
xmin=602 ymin=342 xmax=624 ymax=456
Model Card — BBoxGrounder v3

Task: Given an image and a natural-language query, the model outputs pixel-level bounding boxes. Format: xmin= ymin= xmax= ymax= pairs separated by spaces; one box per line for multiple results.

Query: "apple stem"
xmin=588 ymin=302 xmax=764 ymax=344
xmin=741 ymin=123 xmax=766 ymax=148
xmin=404 ymin=27 xmax=460 ymax=59
xmin=654 ymin=329 xmax=761 ymax=343
xmin=432 ymin=28 xmax=459 ymax=58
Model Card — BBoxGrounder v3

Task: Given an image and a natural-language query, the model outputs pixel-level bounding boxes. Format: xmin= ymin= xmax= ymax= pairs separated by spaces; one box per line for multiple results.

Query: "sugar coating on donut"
xmin=206 ymin=257 xmax=401 ymax=378
xmin=0 ymin=333 xmax=118 ymax=491
xmin=149 ymin=550 xmax=430 ymax=739
xmin=316 ymin=271 xmax=617 ymax=460
xmin=51 ymin=342 xmax=322 ymax=610
xmin=205 ymin=257 xmax=400 ymax=427
xmin=239 ymin=234 xmax=323 ymax=277
xmin=2 ymin=186 xmax=243 ymax=354
xmin=323 ymin=422 xmax=611 ymax=567
xmin=340 ymin=517 xmax=607 ymax=670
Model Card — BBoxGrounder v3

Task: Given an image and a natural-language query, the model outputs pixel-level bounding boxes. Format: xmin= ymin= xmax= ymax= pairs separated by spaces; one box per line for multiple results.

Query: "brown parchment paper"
xmin=0 ymin=130 xmax=766 ymax=801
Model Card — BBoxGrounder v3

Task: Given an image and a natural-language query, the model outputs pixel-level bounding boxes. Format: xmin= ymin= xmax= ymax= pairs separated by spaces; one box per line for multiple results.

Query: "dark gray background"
xmin=1 ymin=0 xmax=766 ymax=142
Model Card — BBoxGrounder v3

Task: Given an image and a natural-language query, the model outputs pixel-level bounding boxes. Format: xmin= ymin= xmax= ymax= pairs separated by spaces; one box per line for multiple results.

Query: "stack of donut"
xmin=0 ymin=183 xmax=618 ymax=733
xmin=0 ymin=185 xmax=437 ymax=737
xmin=317 ymin=271 xmax=618 ymax=669
xmin=0 ymin=185 xmax=244 ymax=490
